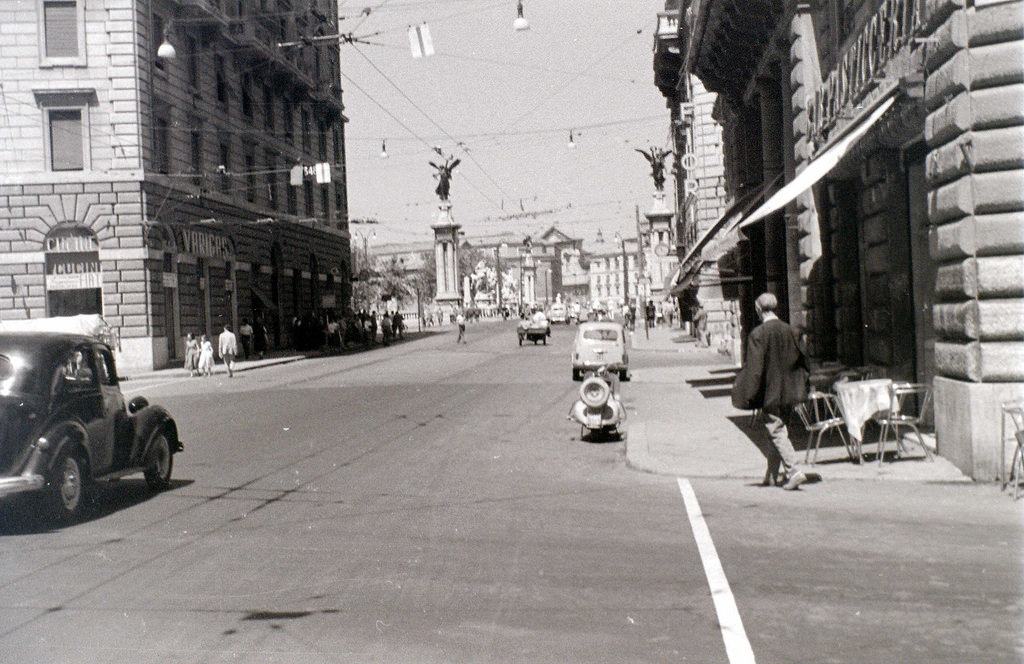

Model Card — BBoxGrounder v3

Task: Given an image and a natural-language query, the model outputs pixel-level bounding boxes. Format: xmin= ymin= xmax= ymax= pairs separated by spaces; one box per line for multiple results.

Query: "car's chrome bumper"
xmin=0 ymin=474 xmax=46 ymax=498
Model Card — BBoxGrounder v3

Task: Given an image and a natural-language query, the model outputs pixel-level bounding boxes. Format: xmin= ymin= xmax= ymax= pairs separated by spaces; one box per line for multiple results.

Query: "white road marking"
xmin=677 ymin=477 xmax=757 ymax=664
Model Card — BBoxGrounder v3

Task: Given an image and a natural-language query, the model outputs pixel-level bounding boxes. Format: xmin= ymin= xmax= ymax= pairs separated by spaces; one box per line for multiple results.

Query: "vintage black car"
xmin=0 ymin=333 xmax=182 ymax=520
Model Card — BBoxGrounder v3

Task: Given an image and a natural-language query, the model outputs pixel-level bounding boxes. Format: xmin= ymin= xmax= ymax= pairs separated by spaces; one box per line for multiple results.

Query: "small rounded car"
xmin=0 ymin=332 xmax=183 ymax=521
xmin=547 ymin=302 xmax=568 ymax=324
xmin=517 ymin=311 xmax=551 ymax=345
xmin=571 ymin=321 xmax=629 ymax=382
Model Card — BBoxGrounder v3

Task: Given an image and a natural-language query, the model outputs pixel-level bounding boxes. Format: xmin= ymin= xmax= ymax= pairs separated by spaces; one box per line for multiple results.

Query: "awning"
xmin=735 ymin=91 xmax=897 ymax=230
xmin=679 ymin=176 xmax=779 ymax=269
xmin=666 ymin=177 xmax=779 ymax=297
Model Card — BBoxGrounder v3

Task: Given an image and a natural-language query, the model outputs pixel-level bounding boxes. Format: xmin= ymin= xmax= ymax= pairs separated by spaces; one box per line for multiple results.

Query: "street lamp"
xmin=513 ymin=1 xmax=530 ymax=31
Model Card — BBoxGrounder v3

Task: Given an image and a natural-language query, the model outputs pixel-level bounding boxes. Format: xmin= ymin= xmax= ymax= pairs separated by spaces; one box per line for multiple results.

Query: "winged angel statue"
xmin=635 ymin=147 xmax=673 ymax=192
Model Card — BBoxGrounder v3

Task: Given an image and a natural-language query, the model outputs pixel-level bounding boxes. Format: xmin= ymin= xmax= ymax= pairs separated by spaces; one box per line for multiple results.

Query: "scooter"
xmin=567 ymin=366 xmax=627 ymax=440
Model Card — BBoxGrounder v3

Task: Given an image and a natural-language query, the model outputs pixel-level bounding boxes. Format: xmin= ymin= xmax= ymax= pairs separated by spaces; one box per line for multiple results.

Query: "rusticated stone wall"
xmin=923 ymin=0 xmax=1024 ymax=478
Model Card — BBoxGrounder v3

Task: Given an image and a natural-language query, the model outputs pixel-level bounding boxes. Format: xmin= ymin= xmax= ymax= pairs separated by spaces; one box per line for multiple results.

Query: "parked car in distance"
xmin=571 ymin=321 xmax=629 ymax=381
xmin=547 ymin=302 xmax=568 ymax=324
xmin=0 ymin=332 xmax=183 ymax=521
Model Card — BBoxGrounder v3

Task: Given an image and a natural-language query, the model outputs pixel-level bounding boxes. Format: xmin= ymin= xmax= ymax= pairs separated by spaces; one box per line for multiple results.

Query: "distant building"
xmin=0 ymin=1 xmax=351 ymax=373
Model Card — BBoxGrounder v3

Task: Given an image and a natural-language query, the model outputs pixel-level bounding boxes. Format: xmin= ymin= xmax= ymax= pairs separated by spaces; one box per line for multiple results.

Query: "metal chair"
xmin=1000 ymin=401 xmax=1024 ymax=492
xmin=795 ymin=391 xmax=855 ymax=464
xmin=873 ymin=382 xmax=934 ymax=465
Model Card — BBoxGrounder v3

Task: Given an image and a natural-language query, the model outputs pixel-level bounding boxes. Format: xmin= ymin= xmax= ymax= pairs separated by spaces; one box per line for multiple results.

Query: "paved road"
xmin=0 ymin=320 xmax=1020 ymax=663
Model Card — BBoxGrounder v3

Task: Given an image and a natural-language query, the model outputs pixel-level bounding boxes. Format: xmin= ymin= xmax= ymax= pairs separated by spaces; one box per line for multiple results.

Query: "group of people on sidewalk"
xmin=183 ymin=324 xmax=240 ymax=378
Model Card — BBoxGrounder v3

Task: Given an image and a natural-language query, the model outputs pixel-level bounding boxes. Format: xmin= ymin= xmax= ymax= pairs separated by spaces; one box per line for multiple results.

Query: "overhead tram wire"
xmin=506 ymin=29 xmax=645 ymax=131
xmin=339 ymin=70 xmax=505 ymax=212
xmin=349 ymin=42 xmax=517 ymax=208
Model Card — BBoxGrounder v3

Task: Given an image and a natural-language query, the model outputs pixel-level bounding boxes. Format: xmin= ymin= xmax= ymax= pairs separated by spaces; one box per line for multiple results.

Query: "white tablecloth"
xmin=834 ymin=378 xmax=893 ymax=443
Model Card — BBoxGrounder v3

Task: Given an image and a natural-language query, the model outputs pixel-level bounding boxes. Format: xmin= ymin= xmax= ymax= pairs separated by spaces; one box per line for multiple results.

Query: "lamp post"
xmin=495 ymin=242 xmax=507 ymax=315
xmin=615 ymin=232 xmax=629 ymax=309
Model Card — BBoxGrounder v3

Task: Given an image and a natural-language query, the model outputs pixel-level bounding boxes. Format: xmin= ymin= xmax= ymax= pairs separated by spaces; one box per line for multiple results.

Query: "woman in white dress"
xmin=197 ymin=334 xmax=214 ymax=377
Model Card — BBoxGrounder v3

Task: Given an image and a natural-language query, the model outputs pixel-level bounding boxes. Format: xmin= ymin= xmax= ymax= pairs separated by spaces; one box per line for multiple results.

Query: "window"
xmin=219 ymin=138 xmax=231 ymax=194
xmin=263 ymin=84 xmax=274 ymax=131
xmin=245 ymin=151 xmax=256 ymax=202
xmin=303 ymin=179 xmax=314 ymax=215
xmin=153 ymin=14 xmax=166 ymax=71
xmin=283 ymin=99 xmax=294 ymax=141
xmin=241 ymin=74 xmax=253 ymax=118
xmin=48 ymin=108 xmax=84 ymax=171
xmin=154 ymin=109 xmax=171 ymax=174
xmin=41 ymin=0 xmax=84 ymax=64
xmin=94 ymin=347 xmax=118 ymax=386
xmin=190 ymin=120 xmax=203 ymax=185
xmin=286 ymin=177 xmax=297 ymax=215
xmin=187 ymin=36 xmax=200 ymax=90
xmin=215 ymin=55 xmax=228 ymax=105
xmin=301 ymin=108 xmax=311 ymax=154
xmin=266 ymin=150 xmax=278 ymax=210
xmin=321 ymin=183 xmax=330 ymax=220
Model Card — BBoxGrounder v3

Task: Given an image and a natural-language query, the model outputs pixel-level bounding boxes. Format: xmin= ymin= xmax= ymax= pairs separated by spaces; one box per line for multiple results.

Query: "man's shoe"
xmin=782 ymin=471 xmax=808 ymax=491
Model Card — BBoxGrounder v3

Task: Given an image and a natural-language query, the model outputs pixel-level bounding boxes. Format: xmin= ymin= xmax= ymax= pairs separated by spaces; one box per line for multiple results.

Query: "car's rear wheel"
xmin=46 ymin=445 xmax=88 ymax=521
xmin=144 ymin=429 xmax=174 ymax=491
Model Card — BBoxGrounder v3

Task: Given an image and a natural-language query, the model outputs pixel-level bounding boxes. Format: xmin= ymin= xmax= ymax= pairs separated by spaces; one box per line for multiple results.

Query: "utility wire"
xmin=507 ymin=29 xmax=645 ymax=130
xmin=340 ymin=69 xmax=504 ymax=211
xmin=349 ymin=42 xmax=515 ymax=209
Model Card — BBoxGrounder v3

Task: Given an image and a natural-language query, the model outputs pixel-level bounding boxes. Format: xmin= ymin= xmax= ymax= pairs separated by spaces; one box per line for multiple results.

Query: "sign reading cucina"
xmin=45 ymin=226 xmax=102 ymax=291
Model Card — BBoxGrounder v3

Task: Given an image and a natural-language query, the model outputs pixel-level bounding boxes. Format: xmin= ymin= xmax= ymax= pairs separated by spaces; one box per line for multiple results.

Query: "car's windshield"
xmin=582 ymin=329 xmax=620 ymax=341
xmin=0 ymin=353 xmax=45 ymax=397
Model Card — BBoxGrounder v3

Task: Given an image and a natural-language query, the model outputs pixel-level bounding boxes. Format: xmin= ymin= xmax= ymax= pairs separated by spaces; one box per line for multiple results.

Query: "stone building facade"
xmin=0 ymin=0 xmax=351 ymax=374
xmin=662 ymin=0 xmax=1024 ymax=479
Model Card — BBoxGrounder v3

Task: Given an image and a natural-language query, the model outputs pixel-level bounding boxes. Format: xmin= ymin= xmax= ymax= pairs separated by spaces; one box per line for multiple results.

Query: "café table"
xmin=833 ymin=378 xmax=893 ymax=461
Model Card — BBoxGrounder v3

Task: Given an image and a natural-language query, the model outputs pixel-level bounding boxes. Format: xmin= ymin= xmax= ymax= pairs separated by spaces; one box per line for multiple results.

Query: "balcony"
xmin=653 ymin=10 xmax=682 ymax=100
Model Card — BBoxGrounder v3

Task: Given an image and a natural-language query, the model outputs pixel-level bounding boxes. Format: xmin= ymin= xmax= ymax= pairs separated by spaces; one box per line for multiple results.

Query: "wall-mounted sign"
xmin=161 ymin=272 xmax=178 ymax=288
xmin=45 ymin=252 xmax=102 ymax=290
xmin=808 ymin=0 xmax=918 ymax=147
xmin=45 ymin=226 xmax=101 ymax=291
xmin=224 ymin=279 xmax=234 ymax=292
xmin=174 ymin=227 xmax=234 ymax=259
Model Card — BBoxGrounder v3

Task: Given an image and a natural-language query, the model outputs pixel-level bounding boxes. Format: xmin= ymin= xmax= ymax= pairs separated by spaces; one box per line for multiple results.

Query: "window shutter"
xmin=44 ymin=1 xmax=78 ymax=58
xmin=50 ymin=109 xmax=83 ymax=171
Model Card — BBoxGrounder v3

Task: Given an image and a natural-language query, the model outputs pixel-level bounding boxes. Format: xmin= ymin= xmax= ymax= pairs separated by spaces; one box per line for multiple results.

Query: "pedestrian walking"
xmin=393 ymin=311 xmax=404 ymax=339
xmin=238 ymin=319 xmax=254 ymax=359
xmin=197 ymin=334 xmax=214 ymax=377
xmin=693 ymin=304 xmax=709 ymax=347
xmin=218 ymin=324 xmax=238 ymax=377
xmin=183 ymin=332 xmax=199 ymax=377
xmin=456 ymin=310 xmax=467 ymax=344
xmin=731 ymin=292 xmax=812 ymax=490
xmin=253 ymin=317 xmax=268 ymax=358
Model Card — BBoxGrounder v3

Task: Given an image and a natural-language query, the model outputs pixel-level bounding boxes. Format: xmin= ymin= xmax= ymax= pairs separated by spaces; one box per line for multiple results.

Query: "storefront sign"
xmin=162 ymin=272 xmax=178 ymax=288
xmin=45 ymin=251 xmax=102 ymax=290
xmin=808 ymin=0 xmax=918 ymax=147
xmin=175 ymin=227 xmax=234 ymax=259
xmin=45 ymin=226 xmax=102 ymax=291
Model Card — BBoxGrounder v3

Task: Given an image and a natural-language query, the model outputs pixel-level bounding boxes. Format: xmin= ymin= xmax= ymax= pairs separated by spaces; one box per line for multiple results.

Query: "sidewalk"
xmin=625 ymin=325 xmax=970 ymax=483
xmin=119 ymin=329 xmax=443 ymax=382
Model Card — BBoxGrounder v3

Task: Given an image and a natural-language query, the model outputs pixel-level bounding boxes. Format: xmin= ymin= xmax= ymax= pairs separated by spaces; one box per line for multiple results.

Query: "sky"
xmin=337 ymin=0 xmax=673 ymax=250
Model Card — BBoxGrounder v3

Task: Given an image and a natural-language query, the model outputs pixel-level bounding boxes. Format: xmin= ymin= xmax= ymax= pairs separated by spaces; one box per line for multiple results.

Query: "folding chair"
xmin=873 ymin=382 xmax=934 ymax=465
xmin=795 ymin=391 xmax=855 ymax=464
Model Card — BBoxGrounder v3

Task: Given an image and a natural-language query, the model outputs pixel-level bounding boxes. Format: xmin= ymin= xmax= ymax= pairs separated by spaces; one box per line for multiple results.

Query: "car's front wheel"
xmin=46 ymin=445 xmax=88 ymax=521
xmin=144 ymin=430 xmax=174 ymax=491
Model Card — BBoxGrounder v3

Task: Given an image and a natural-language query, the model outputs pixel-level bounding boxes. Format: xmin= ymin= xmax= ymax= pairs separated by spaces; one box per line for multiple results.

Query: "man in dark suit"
xmin=733 ymin=293 xmax=811 ymax=490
